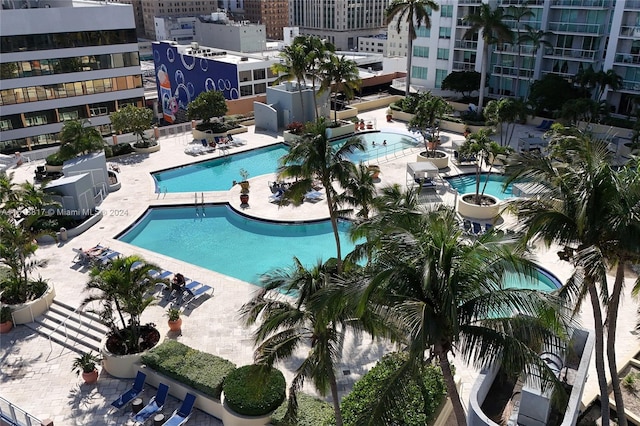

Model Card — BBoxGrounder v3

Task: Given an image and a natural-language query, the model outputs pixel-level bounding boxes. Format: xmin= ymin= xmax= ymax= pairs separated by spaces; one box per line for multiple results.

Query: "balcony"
xmin=500 ymin=0 xmax=545 ymax=5
xmin=454 ymin=39 xmax=477 ymax=50
xmin=543 ymin=47 xmax=597 ymax=60
xmin=615 ymin=53 xmax=640 ymax=64
xmin=492 ymin=65 xmax=534 ymax=78
xmin=550 ymin=0 xmax=608 ymax=7
xmin=547 ymin=21 xmax=603 ymax=34
xmin=620 ymin=26 xmax=640 ymax=38
xmin=452 ymin=61 xmax=476 ymax=71
xmin=626 ymin=0 xmax=640 ymax=9
xmin=621 ymin=80 xmax=640 ymax=91
xmin=496 ymin=44 xmax=536 ymax=55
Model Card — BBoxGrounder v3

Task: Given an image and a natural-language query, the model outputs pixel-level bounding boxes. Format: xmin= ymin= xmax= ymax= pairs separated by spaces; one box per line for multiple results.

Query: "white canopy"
xmin=407 ymin=162 xmax=438 ymax=179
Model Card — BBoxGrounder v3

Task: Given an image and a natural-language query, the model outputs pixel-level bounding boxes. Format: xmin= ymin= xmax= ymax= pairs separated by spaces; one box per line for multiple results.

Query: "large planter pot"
xmin=325 ymin=121 xmax=356 ymax=139
xmin=457 ymin=193 xmax=501 ymax=220
xmin=417 ymin=150 xmax=449 ymax=169
xmin=101 ymin=326 xmax=160 ymax=379
xmin=9 ymin=283 xmax=56 ymax=325
xmin=240 ymin=193 xmax=249 ymax=205
xmin=133 ymin=143 xmax=161 ymax=154
xmin=391 ymin=110 xmax=415 ymax=122
xmin=222 ymin=393 xmax=273 ymax=426
xmin=45 ymin=163 xmax=63 ymax=173
xmin=82 ymin=369 xmax=99 ymax=384
xmin=283 ymin=131 xmax=301 ymax=144
xmin=0 ymin=320 xmax=13 ymax=334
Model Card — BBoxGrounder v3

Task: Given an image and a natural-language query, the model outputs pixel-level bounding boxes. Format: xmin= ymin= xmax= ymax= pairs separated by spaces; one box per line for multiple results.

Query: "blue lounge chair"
xmin=462 ymin=219 xmax=472 ymax=233
xmin=472 ymin=222 xmax=483 ymax=235
xmin=133 ymin=383 xmax=170 ymax=425
xmin=111 ymin=371 xmax=146 ymax=410
xmin=304 ymin=190 xmax=324 ymax=202
xmin=535 ymin=120 xmax=550 ymax=129
xmin=485 ymin=223 xmax=493 ymax=233
xmin=162 ymin=392 xmax=196 ymax=426
xmin=541 ymin=120 xmax=554 ymax=131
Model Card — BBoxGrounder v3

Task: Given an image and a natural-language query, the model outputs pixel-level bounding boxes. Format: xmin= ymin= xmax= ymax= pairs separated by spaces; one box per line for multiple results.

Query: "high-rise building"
xmin=243 ymin=0 xmax=289 ymax=41
xmin=136 ymin=1 xmax=224 ymax=40
xmin=107 ymin=0 xmax=146 ymax=37
xmin=0 ymin=0 xmax=143 ymax=154
xmin=289 ymin=0 xmax=387 ymax=51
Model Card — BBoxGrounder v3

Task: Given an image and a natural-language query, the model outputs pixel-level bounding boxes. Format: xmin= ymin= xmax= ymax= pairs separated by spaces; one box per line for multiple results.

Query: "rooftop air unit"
xmin=190 ymin=42 xmax=199 ymax=51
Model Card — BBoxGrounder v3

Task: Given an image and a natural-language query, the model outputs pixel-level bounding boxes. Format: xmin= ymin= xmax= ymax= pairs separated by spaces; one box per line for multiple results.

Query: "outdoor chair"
xmin=535 ymin=120 xmax=550 ymax=130
xmin=111 ymin=371 xmax=146 ymax=410
xmin=471 ymin=222 xmax=483 ymax=235
xmin=132 ymin=383 xmax=170 ymax=425
xmin=162 ymin=392 xmax=196 ymax=426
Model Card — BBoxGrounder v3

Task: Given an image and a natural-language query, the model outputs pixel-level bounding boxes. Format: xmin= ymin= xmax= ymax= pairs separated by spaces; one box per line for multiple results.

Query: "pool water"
xmin=153 ymin=131 xmax=419 ymax=193
xmin=118 ymin=205 xmax=356 ymax=284
xmin=119 ymin=205 xmax=560 ymax=291
xmin=446 ymin=173 xmax=514 ymax=200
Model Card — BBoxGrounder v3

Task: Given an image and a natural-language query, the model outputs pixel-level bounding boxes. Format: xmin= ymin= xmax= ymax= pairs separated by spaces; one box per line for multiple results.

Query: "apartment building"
xmin=194 ymin=13 xmax=266 ymax=53
xmin=0 ymin=0 xmax=143 ymax=154
xmin=289 ymin=0 xmax=388 ymax=51
xmin=402 ymin=0 xmax=639 ymax=116
xmin=243 ymin=0 xmax=289 ymax=40
xmin=154 ymin=16 xmax=197 ymax=44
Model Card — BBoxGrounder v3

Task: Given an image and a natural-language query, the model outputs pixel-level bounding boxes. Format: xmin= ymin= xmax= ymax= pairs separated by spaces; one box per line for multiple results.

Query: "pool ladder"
xmin=195 ymin=192 xmax=205 ymax=216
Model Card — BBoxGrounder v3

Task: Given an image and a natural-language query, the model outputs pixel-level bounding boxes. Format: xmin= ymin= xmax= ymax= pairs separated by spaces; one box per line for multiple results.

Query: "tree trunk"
xmin=405 ymin=37 xmax=413 ymax=97
xmin=515 ymin=44 xmax=522 ymax=99
xmin=325 ymin=189 xmax=343 ymax=274
xmin=478 ymin=42 xmax=489 ymax=113
xmin=607 ymin=262 xmax=627 ymax=426
xmin=329 ymin=372 xmax=343 ymax=426
xmin=589 ymin=283 xmax=610 ymax=426
xmin=311 ymin=77 xmax=319 ymax=121
xmin=437 ymin=351 xmax=467 ymax=426
xmin=297 ymin=79 xmax=306 ymax=123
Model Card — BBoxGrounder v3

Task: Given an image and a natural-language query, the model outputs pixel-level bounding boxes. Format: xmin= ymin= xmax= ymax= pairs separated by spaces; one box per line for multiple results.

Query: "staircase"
xmin=24 ymin=299 xmax=109 ymax=354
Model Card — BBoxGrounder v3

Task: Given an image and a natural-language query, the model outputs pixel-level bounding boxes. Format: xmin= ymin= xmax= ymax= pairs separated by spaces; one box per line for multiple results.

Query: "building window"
xmin=253 ymin=69 xmax=266 ymax=80
xmin=413 ymin=46 xmax=429 ymax=58
xmin=437 ymin=48 xmax=449 ymax=60
xmin=239 ymin=70 xmax=252 ymax=82
xmin=441 ymin=5 xmax=453 ymax=18
xmin=240 ymin=85 xmax=253 ymax=96
xmin=439 ymin=27 xmax=451 ymax=39
xmin=1 ymin=29 xmax=137 ymax=54
xmin=412 ymin=66 xmax=427 ymax=80
xmin=254 ymin=83 xmax=266 ymax=94
xmin=416 ymin=27 xmax=430 ymax=38
xmin=435 ymin=69 xmax=448 ymax=88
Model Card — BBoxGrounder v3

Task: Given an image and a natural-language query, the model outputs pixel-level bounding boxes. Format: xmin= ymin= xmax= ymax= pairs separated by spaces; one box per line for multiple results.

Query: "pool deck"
xmin=1 ymin=105 xmax=638 ymax=424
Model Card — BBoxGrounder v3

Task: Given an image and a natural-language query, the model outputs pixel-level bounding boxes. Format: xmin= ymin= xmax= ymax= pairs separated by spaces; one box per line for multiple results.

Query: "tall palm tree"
xmin=504 ymin=129 xmax=640 ymax=425
xmin=341 ymin=162 xmax=377 ymax=220
xmin=319 ymin=55 xmax=361 ymax=125
xmin=408 ymin=92 xmax=452 ymax=155
xmin=351 ymin=205 xmax=567 ymax=426
xmin=277 ymin=120 xmax=364 ymax=273
xmin=296 ymin=35 xmax=336 ymax=121
xmin=240 ymin=258 xmax=385 ymax=426
xmin=0 ymin=218 xmax=41 ymax=304
xmin=464 ymin=4 xmax=513 ymax=112
xmin=272 ymin=43 xmax=309 ymax=123
xmin=594 ymin=69 xmax=623 ymax=102
xmin=504 ymin=5 xmax=534 ymax=99
xmin=518 ymin=25 xmax=553 ymax=101
xmin=385 ymin=0 xmax=439 ymax=96
xmin=58 ymin=119 xmax=104 ymax=159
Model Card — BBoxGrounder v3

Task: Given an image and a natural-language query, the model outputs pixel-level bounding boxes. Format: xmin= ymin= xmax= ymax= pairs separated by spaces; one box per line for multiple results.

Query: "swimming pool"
xmin=119 ymin=205 xmax=560 ymax=291
xmin=153 ymin=131 xmax=419 ymax=193
xmin=118 ymin=205 xmax=356 ymax=284
xmin=446 ymin=173 xmax=514 ymax=200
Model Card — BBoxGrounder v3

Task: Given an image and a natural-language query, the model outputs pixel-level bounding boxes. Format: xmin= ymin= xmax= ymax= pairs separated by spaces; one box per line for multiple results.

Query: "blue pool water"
xmin=119 ymin=205 xmax=560 ymax=291
xmin=119 ymin=205 xmax=356 ymax=284
xmin=153 ymin=131 xmax=419 ymax=193
xmin=446 ymin=173 xmax=514 ymax=200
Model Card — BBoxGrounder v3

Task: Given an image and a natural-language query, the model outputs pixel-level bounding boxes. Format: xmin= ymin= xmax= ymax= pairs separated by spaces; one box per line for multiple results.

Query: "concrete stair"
xmin=25 ymin=299 xmax=109 ymax=354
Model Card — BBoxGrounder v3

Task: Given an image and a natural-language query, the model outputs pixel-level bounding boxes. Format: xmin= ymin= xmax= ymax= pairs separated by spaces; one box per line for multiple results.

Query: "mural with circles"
xmin=153 ymin=41 xmax=240 ymax=123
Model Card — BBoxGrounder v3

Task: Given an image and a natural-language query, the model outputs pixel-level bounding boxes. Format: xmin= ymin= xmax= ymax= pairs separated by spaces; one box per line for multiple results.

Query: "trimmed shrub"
xmin=223 ymin=364 xmax=286 ymax=417
xmin=141 ymin=340 xmax=236 ymax=399
xmin=338 ymin=352 xmax=447 ymax=426
xmin=271 ymin=393 xmax=334 ymax=426
xmin=111 ymin=143 xmax=135 ymax=157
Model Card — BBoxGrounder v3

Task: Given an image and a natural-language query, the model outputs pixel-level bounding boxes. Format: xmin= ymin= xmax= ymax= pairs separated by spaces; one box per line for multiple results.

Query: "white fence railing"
xmin=0 ymin=395 xmax=42 ymax=426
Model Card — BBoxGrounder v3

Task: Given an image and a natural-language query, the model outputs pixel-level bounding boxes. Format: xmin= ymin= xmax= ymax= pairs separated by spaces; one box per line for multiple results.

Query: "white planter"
xmin=457 ymin=193 xmax=501 ymax=220
xmin=417 ymin=150 xmax=449 ymax=169
xmin=222 ymin=394 xmax=272 ymax=426
xmin=283 ymin=131 xmax=302 ymax=144
xmin=133 ymin=144 xmax=161 ymax=154
xmin=9 ymin=284 xmax=56 ymax=325
xmin=101 ymin=330 xmax=159 ymax=379
xmin=391 ymin=110 xmax=414 ymax=122
xmin=325 ymin=121 xmax=356 ymax=139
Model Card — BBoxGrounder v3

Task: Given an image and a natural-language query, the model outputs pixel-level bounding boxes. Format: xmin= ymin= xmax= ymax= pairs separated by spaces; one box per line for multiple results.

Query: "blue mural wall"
xmin=152 ymin=41 xmax=239 ymax=123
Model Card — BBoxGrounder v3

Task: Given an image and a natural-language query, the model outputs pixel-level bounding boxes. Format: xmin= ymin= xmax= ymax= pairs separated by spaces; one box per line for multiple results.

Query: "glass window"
xmin=441 ymin=5 xmax=453 ymax=18
xmin=240 ymin=85 xmax=253 ymax=96
xmin=439 ymin=27 xmax=451 ymax=39
xmin=413 ymin=46 xmax=429 ymax=58
xmin=412 ymin=66 xmax=427 ymax=80
xmin=416 ymin=27 xmax=431 ymax=38
xmin=239 ymin=70 xmax=252 ymax=82
xmin=437 ymin=48 xmax=449 ymax=60
xmin=254 ymin=82 xmax=266 ymax=94
xmin=253 ymin=69 xmax=266 ymax=80
xmin=435 ymin=69 xmax=448 ymax=88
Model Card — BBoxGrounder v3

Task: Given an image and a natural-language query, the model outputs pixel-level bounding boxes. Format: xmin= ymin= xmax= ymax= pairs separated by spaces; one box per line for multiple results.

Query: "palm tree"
xmin=594 ymin=69 xmax=623 ymax=102
xmin=58 ymin=119 xmax=104 ymax=159
xmin=0 ymin=218 xmax=41 ymax=304
xmin=319 ymin=55 xmax=361 ymax=125
xmin=504 ymin=128 xmax=640 ymax=425
xmin=272 ymin=43 xmax=309 ymax=123
xmin=518 ymin=25 xmax=554 ymax=101
xmin=84 ymin=255 xmax=164 ymax=354
xmin=277 ymin=120 xmax=364 ymax=273
xmin=240 ymin=258 xmax=384 ymax=426
xmin=464 ymin=4 xmax=513 ymax=112
xmin=296 ymin=35 xmax=336 ymax=121
xmin=385 ymin=0 xmax=439 ymax=96
xmin=408 ymin=92 xmax=452 ymax=156
xmin=341 ymin=162 xmax=377 ymax=220
xmin=504 ymin=5 xmax=534 ymax=99
xmin=351 ymin=205 xmax=567 ymax=426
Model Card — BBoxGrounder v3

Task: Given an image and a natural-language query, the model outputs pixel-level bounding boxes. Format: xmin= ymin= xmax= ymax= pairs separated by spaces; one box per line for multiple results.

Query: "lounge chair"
xmin=485 ymin=223 xmax=493 ymax=233
xmin=162 ymin=392 xmax=196 ymax=426
xmin=535 ymin=120 xmax=550 ymax=130
xmin=304 ymin=190 xmax=324 ymax=202
xmin=132 ymin=383 xmax=170 ymax=425
xmin=111 ymin=371 xmax=146 ymax=410
xmin=269 ymin=189 xmax=285 ymax=203
xmin=462 ymin=219 xmax=472 ymax=234
xmin=471 ymin=222 xmax=483 ymax=235
xmin=72 ymin=248 xmax=92 ymax=266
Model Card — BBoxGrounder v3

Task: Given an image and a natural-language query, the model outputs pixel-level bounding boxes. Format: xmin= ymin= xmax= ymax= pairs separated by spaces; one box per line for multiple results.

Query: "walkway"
xmin=0 ymin=105 xmax=637 ymax=424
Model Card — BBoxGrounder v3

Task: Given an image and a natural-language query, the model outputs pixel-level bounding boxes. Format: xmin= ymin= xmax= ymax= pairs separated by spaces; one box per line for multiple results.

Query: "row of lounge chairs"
xmin=148 ymin=268 xmax=214 ymax=306
xmin=535 ymin=120 xmax=555 ymax=131
xmin=111 ymin=371 xmax=196 ymax=425
xmin=268 ymin=189 xmax=325 ymax=204
xmin=72 ymin=245 xmax=120 ymax=267
xmin=184 ymin=134 xmax=247 ymax=156
xmin=462 ymin=219 xmax=492 ymax=235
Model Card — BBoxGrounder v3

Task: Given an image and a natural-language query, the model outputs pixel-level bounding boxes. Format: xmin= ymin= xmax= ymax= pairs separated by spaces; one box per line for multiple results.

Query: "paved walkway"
xmin=1 ymin=105 xmax=638 ymax=424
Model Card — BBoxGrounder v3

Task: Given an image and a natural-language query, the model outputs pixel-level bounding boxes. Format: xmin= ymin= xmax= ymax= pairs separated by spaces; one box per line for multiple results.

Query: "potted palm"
xmin=0 ymin=306 xmax=12 ymax=334
xmin=386 ymin=108 xmax=393 ymax=122
xmin=72 ymin=351 xmax=102 ymax=384
xmin=166 ymin=307 xmax=182 ymax=332
xmin=239 ymin=168 xmax=250 ymax=204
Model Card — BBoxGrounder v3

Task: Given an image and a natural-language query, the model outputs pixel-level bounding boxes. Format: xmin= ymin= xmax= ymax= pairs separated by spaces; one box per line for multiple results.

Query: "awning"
xmin=407 ymin=162 xmax=438 ymax=179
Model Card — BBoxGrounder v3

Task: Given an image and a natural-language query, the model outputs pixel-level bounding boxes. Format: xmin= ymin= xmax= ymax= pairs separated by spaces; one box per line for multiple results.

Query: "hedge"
xmin=141 ymin=340 xmax=236 ymax=399
xmin=223 ymin=364 xmax=286 ymax=416
xmin=338 ymin=352 xmax=447 ymax=426
xmin=271 ymin=393 xmax=334 ymax=426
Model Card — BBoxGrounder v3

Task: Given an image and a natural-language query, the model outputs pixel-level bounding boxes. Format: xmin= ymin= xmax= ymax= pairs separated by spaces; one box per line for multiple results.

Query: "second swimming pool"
xmin=446 ymin=173 xmax=514 ymax=200
xmin=153 ymin=131 xmax=420 ymax=193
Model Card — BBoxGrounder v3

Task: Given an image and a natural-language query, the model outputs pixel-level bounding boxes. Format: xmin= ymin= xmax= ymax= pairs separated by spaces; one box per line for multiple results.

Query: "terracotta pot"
xmin=359 ymin=122 xmax=365 ymax=130
xmin=82 ymin=369 xmax=99 ymax=384
xmin=0 ymin=321 xmax=12 ymax=334
xmin=240 ymin=194 xmax=249 ymax=204
xmin=386 ymin=114 xmax=392 ymax=122
xmin=168 ymin=318 xmax=182 ymax=332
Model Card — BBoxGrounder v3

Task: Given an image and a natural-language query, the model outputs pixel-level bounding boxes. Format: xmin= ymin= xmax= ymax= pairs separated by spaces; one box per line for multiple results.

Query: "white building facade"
xmin=0 ymin=0 xmax=143 ymax=153
xmin=154 ymin=16 xmax=197 ymax=44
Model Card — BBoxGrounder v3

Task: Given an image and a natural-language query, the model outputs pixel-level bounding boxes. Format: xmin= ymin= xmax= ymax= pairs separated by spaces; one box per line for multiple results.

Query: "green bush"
xmin=45 ymin=152 xmax=64 ymax=166
xmin=338 ymin=352 xmax=447 ymax=426
xmin=141 ymin=340 xmax=236 ymax=399
xmin=271 ymin=393 xmax=334 ymax=426
xmin=108 ymin=143 xmax=135 ymax=157
xmin=223 ymin=364 xmax=286 ymax=417
xmin=196 ymin=120 xmax=240 ymax=133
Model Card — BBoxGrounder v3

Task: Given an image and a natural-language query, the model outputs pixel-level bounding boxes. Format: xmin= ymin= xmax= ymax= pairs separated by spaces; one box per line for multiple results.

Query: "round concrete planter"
xmin=417 ymin=150 xmax=449 ymax=169
xmin=283 ymin=131 xmax=302 ymax=144
xmin=101 ymin=329 xmax=159 ymax=379
xmin=133 ymin=143 xmax=161 ymax=154
xmin=221 ymin=393 xmax=273 ymax=426
xmin=9 ymin=283 xmax=56 ymax=325
xmin=457 ymin=193 xmax=501 ymax=220
xmin=45 ymin=164 xmax=63 ymax=173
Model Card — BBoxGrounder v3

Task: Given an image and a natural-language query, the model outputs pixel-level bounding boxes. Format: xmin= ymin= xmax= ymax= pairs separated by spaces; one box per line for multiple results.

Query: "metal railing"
xmin=627 ymin=0 xmax=640 ymax=9
xmin=615 ymin=53 xmax=640 ymax=64
xmin=547 ymin=21 xmax=603 ymax=34
xmin=454 ymin=39 xmax=477 ymax=50
xmin=452 ymin=61 xmax=476 ymax=71
xmin=550 ymin=0 xmax=608 ymax=7
xmin=544 ymin=47 xmax=597 ymax=60
xmin=620 ymin=26 xmax=640 ymax=37
xmin=0 ymin=395 xmax=41 ymax=426
xmin=46 ymin=301 xmax=88 ymax=354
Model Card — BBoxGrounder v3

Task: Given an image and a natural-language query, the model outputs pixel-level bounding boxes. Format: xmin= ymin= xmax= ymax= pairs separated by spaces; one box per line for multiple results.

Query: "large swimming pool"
xmin=119 ymin=205 xmax=561 ymax=290
xmin=446 ymin=173 xmax=514 ymax=200
xmin=153 ymin=131 xmax=419 ymax=193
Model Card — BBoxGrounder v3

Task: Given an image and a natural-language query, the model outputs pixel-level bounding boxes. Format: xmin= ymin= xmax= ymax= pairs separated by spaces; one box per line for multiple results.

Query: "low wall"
xmin=10 ymin=284 xmax=56 ymax=325
xmin=334 ymin=106 xmax=358 ymax=121
xmin=326 ymin=122 xmax=356 ymax=139
xmin=193 ymin=125 xmax=248 ymax=142
xmin=352 ymin=95 xmax=403 ymax=113
xmin=467 ymin=365 xmax=501 ymax=426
